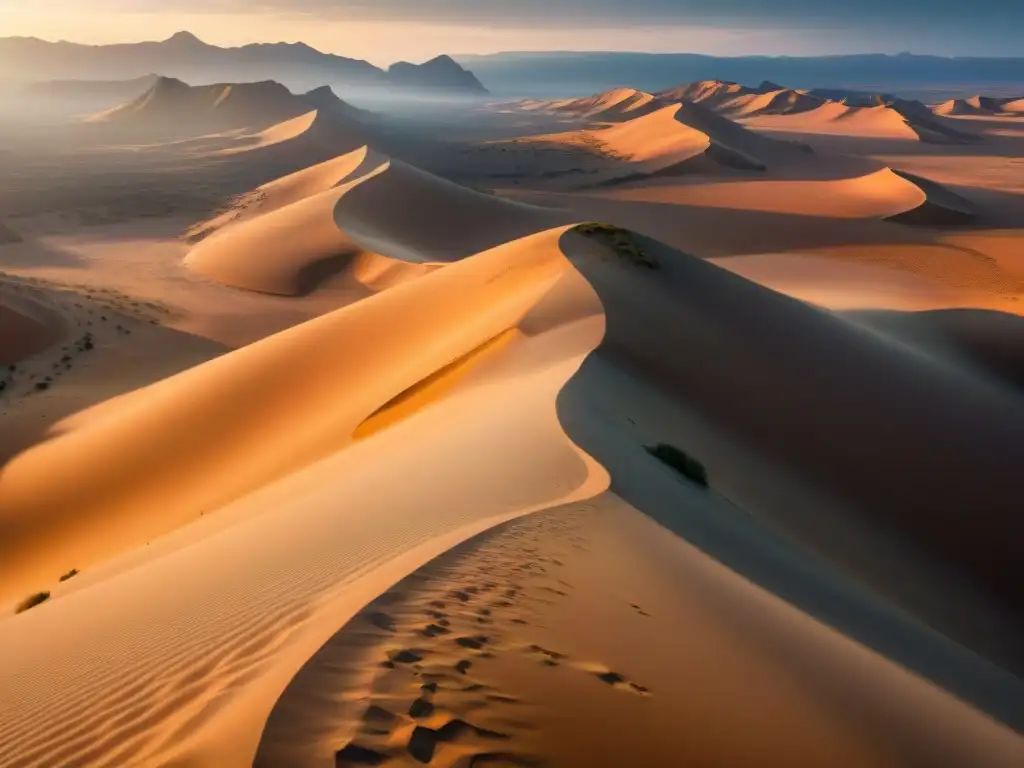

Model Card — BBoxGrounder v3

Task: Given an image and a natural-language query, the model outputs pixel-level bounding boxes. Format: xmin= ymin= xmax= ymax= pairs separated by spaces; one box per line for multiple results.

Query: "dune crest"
xmin=748 ymin=99 xmax=980 ymax=143
xmin=518 ymin=87 xmax=662 ymax=122
xmin=0 ymin=220 xmax=611 ymax=766
xmin=658 ymin=79 xmax=824 ymax=117
xmin=187 ymin=146 xmax=566 ymax=295
xmin=934 ymin=95 xmax=1024 ymax=116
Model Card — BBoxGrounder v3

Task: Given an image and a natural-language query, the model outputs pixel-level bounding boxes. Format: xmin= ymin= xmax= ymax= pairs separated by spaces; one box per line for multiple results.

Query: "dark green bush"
xmin=646 ymin=443 xmax=709 ymax=487
xmin=59 ymin=569 xmax=79 ymax=582
xmin=16 ymin=591 xmax=51 ymax=614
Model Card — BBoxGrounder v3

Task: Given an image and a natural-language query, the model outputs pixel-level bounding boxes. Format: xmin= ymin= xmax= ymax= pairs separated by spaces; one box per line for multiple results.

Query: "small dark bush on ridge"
xmin=646 ymin=443 xmax=709 ymax=487
xmin=16 ymin=591 xmax=51 ymax=614
xmin=60 ymin=569 xmax=79 ymax=582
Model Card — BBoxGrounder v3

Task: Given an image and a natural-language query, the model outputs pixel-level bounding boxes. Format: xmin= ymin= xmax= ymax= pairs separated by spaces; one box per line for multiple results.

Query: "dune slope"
xmin=258 ymin=494 xmax=1024 ymax=767
xmin=520 ymin=88 xmax=663 ymax=122
xmin=559 ymin=228 xmax=1024 ymax=669
xmin=748 ymin=100 xmax=979 ymax=143
xmin=187 ymin=146 xmax=568 ymax=295
xmin=0 ymin=222 xmax=610 ymax=767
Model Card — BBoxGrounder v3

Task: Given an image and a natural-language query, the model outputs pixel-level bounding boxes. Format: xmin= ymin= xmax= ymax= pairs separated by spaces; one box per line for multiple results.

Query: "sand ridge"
xmin=186 ymin=146 xmax=568 ymax=295
xmin=658 ymin=79 xmax=825 ymax=117
xmin=744 ymin=99 xmax=980 ymax=143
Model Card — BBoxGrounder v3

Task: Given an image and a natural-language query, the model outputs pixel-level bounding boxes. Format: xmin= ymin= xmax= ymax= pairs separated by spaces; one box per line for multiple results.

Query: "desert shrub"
xmin=16 ymin=591 xmax=51 ymax=614
xmin=575 ymin=222 xmax=657 ymax=269
xmin=646 ymin=443 xmax=709 ymax=487
xmin=34 ymin=381 xmax=49 ymax=391
xmin=59 ymin=569 xmax=79 ymax=582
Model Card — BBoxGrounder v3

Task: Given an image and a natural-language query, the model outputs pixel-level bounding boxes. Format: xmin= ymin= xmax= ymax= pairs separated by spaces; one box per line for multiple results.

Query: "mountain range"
xmin=0 ymin=31 xmax=489 ymax=97
xmin=456 ymin=51 xmax=1024 ymax=99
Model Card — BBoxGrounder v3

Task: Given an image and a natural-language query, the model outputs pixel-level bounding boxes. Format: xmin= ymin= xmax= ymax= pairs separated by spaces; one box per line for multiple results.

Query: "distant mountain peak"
xmin=423 ymin=54 xmax=458 ymax=67
xmin=164 ymin=31 xmax=205 ymax=46
xmin=388 ymin=55 xmax=488 ymax=94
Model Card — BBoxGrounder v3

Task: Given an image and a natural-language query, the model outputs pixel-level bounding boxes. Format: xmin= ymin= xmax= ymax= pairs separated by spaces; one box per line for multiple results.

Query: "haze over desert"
xmin=1 ymin=5 xmax=1023 ymax=767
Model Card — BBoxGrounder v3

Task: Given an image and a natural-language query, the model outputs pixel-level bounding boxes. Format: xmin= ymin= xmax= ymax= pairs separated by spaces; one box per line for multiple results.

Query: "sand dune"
xmin=659 ymin=79 xmax=824 ymax=117
xmin=747 ymin=99 xmax=980 ymax=143
xmin=935 ymin=95 xmax=1024 ymax=116
xmin=187 ymin=146 xmax=567 ymax=294
xmin=658 ymin=79 xmax=754 ymax=106
xmin=579 ymin=166 xmax=974 ymax=225
xmin=596 ymin=102 xmax=769 ymax=174
xmin=560 ymin=228 xmax=1024 ymax=669
xmin=204 ymin=106 xmax=366 ymax=162
xmin=517 ymin=88 xmax=662 ymax=122
xmin=512 ymin=101 xmax=806 ymax=186
xmin=0 ymin=223 xmax=608 ymax=766
xmin=187 ymin=146 xmax=384 ymax=242
xmin=0 ymin=162 xmax=583 ymax=609
xmin=884 ymin=168 xmax=976 ymax=224
xmin=257 ymin=495 xmax=1024 ymax=767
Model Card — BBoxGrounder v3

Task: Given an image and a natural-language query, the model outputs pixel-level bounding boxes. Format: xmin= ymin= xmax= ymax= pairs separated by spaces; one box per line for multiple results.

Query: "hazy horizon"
xmin=1 ymin=1 xmax=1021 ymax=67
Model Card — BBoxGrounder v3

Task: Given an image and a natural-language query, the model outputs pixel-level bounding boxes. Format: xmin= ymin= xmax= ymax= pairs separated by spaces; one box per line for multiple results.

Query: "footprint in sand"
xmin=524 ymin=644 xmax=567 ymax=667
xmin=574 ymin=662 xmax=651 ymax=697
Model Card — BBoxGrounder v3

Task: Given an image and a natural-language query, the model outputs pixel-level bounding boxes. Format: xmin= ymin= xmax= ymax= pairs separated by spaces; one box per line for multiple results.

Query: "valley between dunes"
xmin=1 ymin=75 xmax=1023 ymax=767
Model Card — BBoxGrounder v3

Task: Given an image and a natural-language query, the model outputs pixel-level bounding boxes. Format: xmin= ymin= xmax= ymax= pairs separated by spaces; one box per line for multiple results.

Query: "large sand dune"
xmin=187 ymin=146 xmax=566 ymax=294
xmin=257 ymin=495 xmax=1024 ymax=767
xmin=0 ymin=217 xmax=610 ymax=765
xmin=560 ymin=229 xmax=1024 ymax=667
xmin=505 ymin=101 xmax=806 ymax=187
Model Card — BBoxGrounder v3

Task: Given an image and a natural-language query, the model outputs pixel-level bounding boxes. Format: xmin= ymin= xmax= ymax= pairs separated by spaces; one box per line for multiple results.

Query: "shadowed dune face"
xmin=0 ymin=294 xmax=64 ymax=365
xmin=846 ymin=307 xmax=1024 ymax=392
xmin=558 ymin=229 xmax=1024 ymax=668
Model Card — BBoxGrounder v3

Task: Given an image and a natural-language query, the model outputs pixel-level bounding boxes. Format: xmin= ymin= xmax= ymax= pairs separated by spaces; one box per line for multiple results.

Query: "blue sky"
xmin=1 ymin=1 xmax=1019 ymax=63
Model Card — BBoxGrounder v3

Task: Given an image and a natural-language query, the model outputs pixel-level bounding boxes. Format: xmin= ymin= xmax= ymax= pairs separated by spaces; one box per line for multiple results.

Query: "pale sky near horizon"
xmin=0 ymin=1 xmax=1019 ymax=65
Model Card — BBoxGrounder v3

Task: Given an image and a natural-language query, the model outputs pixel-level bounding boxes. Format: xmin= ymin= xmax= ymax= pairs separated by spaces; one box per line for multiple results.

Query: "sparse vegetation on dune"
xmin=646 ymin=443 xmax=709 ymax=487
xmin=575 ymin=222 xmax=658 ymax=269
xmin=16 ymin=591 xmax=51 ymax=614
xmin=60 ymin=569 xmax=79 ymax=582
